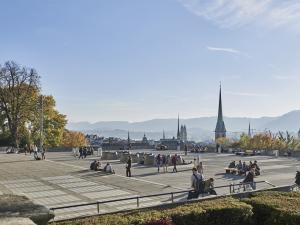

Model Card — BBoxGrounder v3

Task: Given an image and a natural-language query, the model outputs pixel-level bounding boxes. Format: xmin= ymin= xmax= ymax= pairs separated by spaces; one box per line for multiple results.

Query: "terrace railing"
xmin=50 ymin=180 xmax=275 ymax=221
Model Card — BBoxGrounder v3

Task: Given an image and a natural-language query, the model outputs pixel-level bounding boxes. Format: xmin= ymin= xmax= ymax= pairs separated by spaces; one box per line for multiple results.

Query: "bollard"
xmin=171 ymin=193 xmax=174 ymax=203
xmin=97 ymin=202 xmax=100 ymax=214
xmin=137 ymin=197 xmax=140 ymax=208
xmin=229 ymin=183 xmax=232 ymax=193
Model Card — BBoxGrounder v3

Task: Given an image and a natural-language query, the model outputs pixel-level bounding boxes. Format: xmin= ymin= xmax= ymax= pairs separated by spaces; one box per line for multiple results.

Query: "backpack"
xmin=193 ymin=174 xmax=204 ymax=193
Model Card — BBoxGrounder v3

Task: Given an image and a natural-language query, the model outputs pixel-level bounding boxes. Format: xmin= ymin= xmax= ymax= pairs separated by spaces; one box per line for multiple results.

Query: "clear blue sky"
xmin=1 ymin=0 xmax=300 ymax=122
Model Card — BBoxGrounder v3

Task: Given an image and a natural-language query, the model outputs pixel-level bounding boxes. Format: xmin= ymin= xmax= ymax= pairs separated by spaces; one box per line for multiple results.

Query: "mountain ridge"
xmin=67 ymin=110 xmax=300 ymax=141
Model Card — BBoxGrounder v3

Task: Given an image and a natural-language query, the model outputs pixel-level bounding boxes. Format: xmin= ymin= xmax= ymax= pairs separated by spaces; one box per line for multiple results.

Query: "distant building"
xmin=85 ymin=134 xmax=104 ymax=146
xmin=215 ymin=84 xmax=226 ymax=141
xmin=160 ymin=136 xmax=179 ymax=150
xmin=102 ymin=132 xmax=153 ymax=150
xmin=159 ymin=116 xmax=188 ymax=150
xmin=180 ymin=125 xmax=187 ymax=142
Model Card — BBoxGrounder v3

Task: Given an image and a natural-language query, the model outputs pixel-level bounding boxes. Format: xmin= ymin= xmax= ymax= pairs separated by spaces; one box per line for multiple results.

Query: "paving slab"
xmin=0 ymin=151 xmax=299 ymax=221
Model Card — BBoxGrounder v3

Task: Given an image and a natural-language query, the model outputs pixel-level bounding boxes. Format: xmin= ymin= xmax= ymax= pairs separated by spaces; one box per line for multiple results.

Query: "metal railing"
xmin=50 ymin=180 xmax=275 ymax=221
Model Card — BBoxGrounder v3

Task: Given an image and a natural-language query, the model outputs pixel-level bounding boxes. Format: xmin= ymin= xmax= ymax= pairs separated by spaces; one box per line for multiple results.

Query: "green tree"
xmin=30 ymin=95 xmax=67 ymax=147
xmin=239 ymin=133 xmax=250 ymax=149
xmin=0 ymin=61 xmax=40 ymax=147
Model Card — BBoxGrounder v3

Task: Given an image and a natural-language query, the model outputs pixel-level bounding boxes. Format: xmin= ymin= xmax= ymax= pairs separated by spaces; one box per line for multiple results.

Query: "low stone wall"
xmin=0 ymin=194 xmax=54 ymax=225
xmin=47 ymin=147 xmax=73 ymax=152
xmin=101 ymin=151 xmax=118 ymax=160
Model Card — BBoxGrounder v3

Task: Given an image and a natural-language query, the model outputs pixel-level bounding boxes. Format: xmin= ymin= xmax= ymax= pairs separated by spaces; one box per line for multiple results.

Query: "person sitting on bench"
xmin=237 ymin=160 xmax=242 ymax=170
xmin=228 ymin=161 xmax=236 ymax=168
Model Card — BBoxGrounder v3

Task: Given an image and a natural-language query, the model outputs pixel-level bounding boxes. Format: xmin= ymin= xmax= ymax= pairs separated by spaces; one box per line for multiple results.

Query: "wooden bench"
xmin=225 ymin=168 xmax=238 ymax=174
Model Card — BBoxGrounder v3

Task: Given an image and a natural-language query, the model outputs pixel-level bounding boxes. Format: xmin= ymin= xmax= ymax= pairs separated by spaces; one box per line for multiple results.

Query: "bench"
xmin=225 ymin=168 xmax=238 ymax=174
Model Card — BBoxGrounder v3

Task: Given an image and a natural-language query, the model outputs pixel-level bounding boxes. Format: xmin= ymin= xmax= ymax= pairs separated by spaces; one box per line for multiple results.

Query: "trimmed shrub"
xmin=146 ymin=218 xmax=174 ymax=225
xmin=244 ymin=191 xmax=300 ymax=225
xmin=169 ymin=198 xmax=252 ymax=225
xmin=53 ymin=197 xmax=252 ymax=225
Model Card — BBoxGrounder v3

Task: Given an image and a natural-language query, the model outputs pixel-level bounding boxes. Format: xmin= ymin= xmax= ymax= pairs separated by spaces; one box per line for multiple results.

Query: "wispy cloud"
xmin=178 ymin=0 xmax=300 ymax=30
xmin=207 ymin=46 xmax=240 ymax=54
xmin=225 ymin=91 xmax=270 ymax=97
xmin=207 ymin=46 xmax=250 ymax=58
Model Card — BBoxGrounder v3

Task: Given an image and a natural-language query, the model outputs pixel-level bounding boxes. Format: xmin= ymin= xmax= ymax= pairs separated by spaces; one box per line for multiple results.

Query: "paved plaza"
xmin=0 ymin=150 xmax=298 ymax=220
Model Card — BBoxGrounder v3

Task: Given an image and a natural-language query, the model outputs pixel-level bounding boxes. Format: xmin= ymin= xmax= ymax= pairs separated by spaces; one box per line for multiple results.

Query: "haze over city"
xmin=1 ymin=0 xmax=300 ymax=122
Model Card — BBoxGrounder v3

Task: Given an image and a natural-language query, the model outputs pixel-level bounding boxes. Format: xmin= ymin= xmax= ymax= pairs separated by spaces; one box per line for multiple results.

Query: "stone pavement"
xmin=0 ymin=151 xmax=299 ymax=221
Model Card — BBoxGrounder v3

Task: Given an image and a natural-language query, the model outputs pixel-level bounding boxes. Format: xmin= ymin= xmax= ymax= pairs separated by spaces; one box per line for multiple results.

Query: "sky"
xmin=1 ymin=0 xmax=300 ymax=123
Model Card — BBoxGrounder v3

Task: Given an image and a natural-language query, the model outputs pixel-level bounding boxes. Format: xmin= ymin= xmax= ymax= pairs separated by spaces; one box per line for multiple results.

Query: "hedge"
xmin=244 ymin=191 xmax=300 ymax=225
xmin=53 ymin=191 xmax=300 ymax=225
xmin=53 ymin=197 xmax=252 ymax=225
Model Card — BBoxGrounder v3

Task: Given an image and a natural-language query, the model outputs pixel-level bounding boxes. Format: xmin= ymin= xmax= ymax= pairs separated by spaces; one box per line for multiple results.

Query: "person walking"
xmin=197 ymin=161 xmax=203 ymax=174
xmin=162 ymin=155 xmax=168 ymax=173
xmin=126 ymin=156 xmax=132 ymax=177
xmin=83 ymin=147 xmax=87 ymax=158
xmin=156 ymin=154 xmax=161 ymax=173
xmin=172 ymin=154 xmax=178 ymax=173
xmin=78 ymin=147 xmax=83 ymax=159
xmin=41 ymin=146 xmax=46 ymax=160
xmin=33 ymin=145 xmax=38 ymax=159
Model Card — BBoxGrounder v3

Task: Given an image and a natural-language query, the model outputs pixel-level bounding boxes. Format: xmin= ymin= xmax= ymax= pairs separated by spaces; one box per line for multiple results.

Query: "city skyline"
xmin=1 ymin=0 xmax=300 ymax=122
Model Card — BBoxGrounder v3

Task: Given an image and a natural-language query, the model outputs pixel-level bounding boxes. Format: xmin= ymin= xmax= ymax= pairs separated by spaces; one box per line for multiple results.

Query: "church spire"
xmin=177 ymin=114 xmax=180 ymax=140
xmin=215 ymin=83 xmax=226 ymax=140
xmin=248 ymin=122 xmax=251 ymax=137
xmin=218 ymin=83 xmax=223 ymax=121
xmin=127 ymin=131 xmax=130 ymax=143
xmin=163 ymin=130 xmax=165 ymax=139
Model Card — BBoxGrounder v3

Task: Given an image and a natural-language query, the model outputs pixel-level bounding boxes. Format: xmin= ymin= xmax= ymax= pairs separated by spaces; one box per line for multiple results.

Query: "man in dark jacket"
xmin=126 ymin=156 xmax=132 ymax=177
xmin=243 ymin=169 xmax=255 ymax=190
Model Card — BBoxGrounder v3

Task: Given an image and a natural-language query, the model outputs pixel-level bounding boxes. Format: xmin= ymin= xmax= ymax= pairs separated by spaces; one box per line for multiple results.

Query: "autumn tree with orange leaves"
xmin=61 ymin=130 xmax=88 ymax=147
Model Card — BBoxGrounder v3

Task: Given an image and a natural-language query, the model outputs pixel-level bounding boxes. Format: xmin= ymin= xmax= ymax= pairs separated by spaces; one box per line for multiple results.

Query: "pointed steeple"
xmin=215 ymin=83 xmax=226 ymax=140
xmin=127 ymin=131 xmax=130 ymax=144
xmin=218 ymin=83 xmax=223 ymax=121
xmin=163 ymin=130 xmax=165 ymax=139
xmin=248 ymin=122 xmax=251 ymax=137
xmin=177 ymin=114 xmax=180 ymax=140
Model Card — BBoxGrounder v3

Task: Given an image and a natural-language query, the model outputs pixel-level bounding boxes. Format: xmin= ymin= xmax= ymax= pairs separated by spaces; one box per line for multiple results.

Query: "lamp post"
xmin=39 ymin=95 xmax=44 ymax=150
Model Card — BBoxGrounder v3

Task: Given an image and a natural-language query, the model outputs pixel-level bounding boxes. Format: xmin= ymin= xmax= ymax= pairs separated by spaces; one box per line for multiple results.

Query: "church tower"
xmin=215 ymin=84 xmax=226 ymax=140
xmin=248 ymin=122 xmax=251 ymax=137
xmin=127 ymin=131 xmax=130 ymax=144
xmin=177 ymin=115 xmax=181 ymax=140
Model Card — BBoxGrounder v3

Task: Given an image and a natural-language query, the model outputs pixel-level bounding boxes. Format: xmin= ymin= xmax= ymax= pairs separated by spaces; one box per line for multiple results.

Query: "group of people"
xmin=228 ymin=160 xmax=260 ymax=176
xmin=90 ymin=160 xmax=115 ymax=173
xmin=188 ymin=167 xmax=216 ymax=199
xmin=77 ymin=147 xmax=91 ymax=159
xmin=155 ymin=154 xmax=179 ymax=173
xmin=23 ymin=144 xmax=46 ymax=160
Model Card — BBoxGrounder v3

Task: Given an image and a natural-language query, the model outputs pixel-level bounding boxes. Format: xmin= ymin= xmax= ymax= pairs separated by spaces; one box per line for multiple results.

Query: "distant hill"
xmin=67 ymin=110 xmax=300 ymax=141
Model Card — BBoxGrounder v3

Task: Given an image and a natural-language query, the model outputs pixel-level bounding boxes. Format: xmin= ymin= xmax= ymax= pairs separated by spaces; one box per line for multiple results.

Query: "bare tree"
xmin=0 ymin=61 xmax=40 ymax=147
